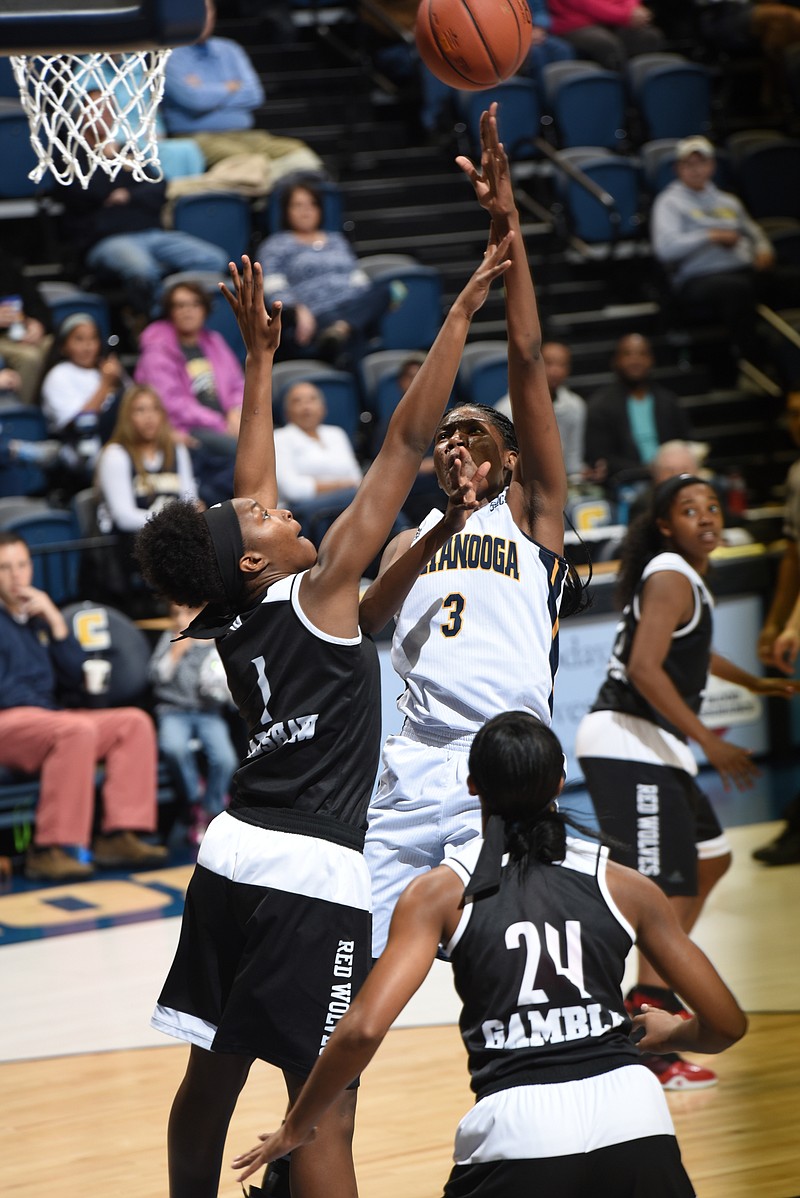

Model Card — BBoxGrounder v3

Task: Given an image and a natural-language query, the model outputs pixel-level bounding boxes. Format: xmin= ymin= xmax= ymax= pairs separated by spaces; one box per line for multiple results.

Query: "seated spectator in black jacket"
xmin=56 ymin=166 xmax=229 ymax=317
xmin=584 ymin=333 xmax=692 ymax=493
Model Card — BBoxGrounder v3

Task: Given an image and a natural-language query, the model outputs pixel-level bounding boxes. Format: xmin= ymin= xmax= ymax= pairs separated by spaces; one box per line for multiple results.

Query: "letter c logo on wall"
xmin=72 ymin=607 xmax=112 ymax=651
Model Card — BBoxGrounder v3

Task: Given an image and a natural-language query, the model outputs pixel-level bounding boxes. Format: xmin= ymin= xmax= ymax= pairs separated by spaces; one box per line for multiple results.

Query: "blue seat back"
xmin=44 ymin=291 xmax=112 ymax=345
xmin=172 ymin=191 xmax=252 ymax=259
xmin=544 ymin=63 xmax=626 ymax=150
xmin=265 ymin=178 xmax=344 ymax=236
xmin=731 ymin=141 xmax=800 ymax=220
xmin=5 ymin=509 xmax=81 ymax=603
xmin=557 ymin=152 xmax=642 ymax=243
xmin=62 ymin=601 xmax=151 ymax=706
xmin=0 ymin=102 xmax=47 ymax=198
xmin=462 ymin=356 xmax=509 ymax=407
xmin=0 ymin=407 xmax=49 ymax=497
xmin=205 ymin=285 xmax=246 ymax=363
xmin=461 ymin=78 xmax=542 ymax=161
xmin=636 ymin=65 xmax=712 ymax=141
xmin=375 ymin=265 xmax=443 ymax=351
xmin=275 ymin=368 xmax=362 ymax=446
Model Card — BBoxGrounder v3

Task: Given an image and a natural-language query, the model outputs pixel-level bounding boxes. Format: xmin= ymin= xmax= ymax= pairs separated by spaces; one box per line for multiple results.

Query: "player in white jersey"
xmin=360 ymin=106 xmax=585 ymax=956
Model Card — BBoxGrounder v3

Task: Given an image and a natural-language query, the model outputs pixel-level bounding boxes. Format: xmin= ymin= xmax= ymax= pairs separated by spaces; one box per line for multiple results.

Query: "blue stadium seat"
xmin=542 ymin=61 xmax=627 ymax=151
xmin=727 ymin=131 xmax=800 ymax=221
xmin=463 ymin=355 xmax=509 ymax=407
xmin=271 ymin=360 xmax=362 ymax=446
xmin=172 ymin=191 xmax=252 ymax=260
xmin=0 ymin=406 xmax=49 ymax=498
xmin=38 ymin=285 xmax=112 ymax=344
xmin=263 ymin=178 xmax=344 ymax=236
xmin=205 ymin=283 xmax=246 ymax=363
xmin=628 ymin=54 xmax=712 ymax=141
xmin=4 ymin=508 xmax=81 ymax=604
xmin=62 ymin=601 xmax=151 ymax=706
xmin=0 ymin=99 xmax=48 ymax=198
xmin=368 ymin=263 xmax=443 ymax=352
xmin=553 ymin=148 xmax=643 ymax=244
xmin=459 ymin=77 xmax=542 ymax=161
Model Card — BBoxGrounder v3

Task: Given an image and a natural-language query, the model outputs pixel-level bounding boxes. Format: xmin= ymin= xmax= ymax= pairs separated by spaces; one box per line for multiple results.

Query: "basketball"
xmin=415 ymin=0 xmax=533 ymax=91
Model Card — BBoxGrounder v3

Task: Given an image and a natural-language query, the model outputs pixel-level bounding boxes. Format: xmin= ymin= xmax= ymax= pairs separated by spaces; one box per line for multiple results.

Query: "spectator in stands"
xmin=56 ymin=165 xmax=229 ymax=318
xmin=584 ymin=333 xmax=692 ymax=494
xmin=149 ymin=602 xmax=238 ymax=847
xmin=497 ymin=341 xmax=586 ymax=483
xmin=274 ymin=381 xmax=363 ymax=544
xmin=162 ymin=0 xmax=324 ymax=185
xmin=95 ymin=384 xmax=199 ymax=603
xmin=650 ymin=136 xmax=775 ymax=369
xmin=134 ymin=280 xmax=244 ymax=461
xmin=627 ymin=438 xmax=712 ymax=523
xmin=32 ymin=313 xmax=125 ymax=493
xmin=0 ymin=252 xmax=51 ymax=406
xmin=547 ymin=0 xmax=667 ymax=70
xmin=0 ymin=531 xmax=167 ymax=882
xmin=257 ymin=181 xmax=395 ymax=365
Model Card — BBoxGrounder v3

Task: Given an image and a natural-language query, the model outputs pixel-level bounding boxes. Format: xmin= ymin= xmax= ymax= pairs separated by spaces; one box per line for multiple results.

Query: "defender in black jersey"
xmin=134 ymin=246 xmax=515 ymax=1198
xmin=576 ymin=474 xmax=798 ymax=1091
xmin=232 ymin=712 xmax=747 ymax=1197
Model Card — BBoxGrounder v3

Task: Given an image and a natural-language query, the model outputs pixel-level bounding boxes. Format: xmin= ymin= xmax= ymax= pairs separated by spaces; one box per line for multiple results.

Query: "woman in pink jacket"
xmin=547 ymin=0 xmax=665 ymax=70
xmin=135 ymin=279 xmax=244 ymax=459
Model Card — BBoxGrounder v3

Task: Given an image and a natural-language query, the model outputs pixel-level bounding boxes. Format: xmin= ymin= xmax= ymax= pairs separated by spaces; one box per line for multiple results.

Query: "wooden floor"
xmin=2 ymin=822 xmax=799 ymax=1197
xmin=2 ymin=1016 xmax=800 ymax=1198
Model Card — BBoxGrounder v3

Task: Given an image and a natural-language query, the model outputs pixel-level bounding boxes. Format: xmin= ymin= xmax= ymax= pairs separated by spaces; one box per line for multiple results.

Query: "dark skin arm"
xmin=610 ymin=862 xmax=747 ymax=1053
xmin=220 ymin=257 xmax=282 ymax=510
xmin=456 ymin=105 xmax=567 ymax=553
xmin=299 ymin=237 xmax=513 ymax=638
xmin=232 ymin=848 xmax=747 ymax=1183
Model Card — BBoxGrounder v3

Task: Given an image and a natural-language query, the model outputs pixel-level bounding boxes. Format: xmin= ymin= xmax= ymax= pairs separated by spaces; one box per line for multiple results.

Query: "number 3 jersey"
xmin=444 ymin=837 xmax=639 ymax=1099
xmin=392 ymin=489 xmax=569 ymax=736
xmin=215 ymin=572 xmax=381 ymax=846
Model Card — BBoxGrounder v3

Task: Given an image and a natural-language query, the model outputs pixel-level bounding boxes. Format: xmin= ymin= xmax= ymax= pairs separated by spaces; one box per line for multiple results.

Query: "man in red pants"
xmin=0 ymin=532 xmax=167 ymax=882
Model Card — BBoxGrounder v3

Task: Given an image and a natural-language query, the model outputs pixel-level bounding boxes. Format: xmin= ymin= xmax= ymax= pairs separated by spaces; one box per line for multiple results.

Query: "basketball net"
xmin=10 ymin=50 xmax=171 ymax=188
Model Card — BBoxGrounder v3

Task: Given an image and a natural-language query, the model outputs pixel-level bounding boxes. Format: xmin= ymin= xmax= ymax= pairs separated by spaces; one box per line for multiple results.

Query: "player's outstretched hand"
xmin=442 ymin=455 xmax=491 ymax=534
xmin=221 ymin=255 xmax=282 ymax=357
xmin=233 ymin=1123 xmax=315 ymax=1185
xmin=455 ymin=101 xmax=515 ymax=221
xmin=702 ymin=736 xmax=760 ymax=791
xmin=769 ymin=628 xmax=800 ymax=677
xmin=454 ymin=231 xmax=513 ymax=321
xmin=630 ymin=1005 xmax=691 ymax=1054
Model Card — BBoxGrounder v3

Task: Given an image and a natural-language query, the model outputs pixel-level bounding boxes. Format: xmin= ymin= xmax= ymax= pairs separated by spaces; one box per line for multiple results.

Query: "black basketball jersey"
xmin=592 ymin=552 xmax=713 ymax=741
xmin=445 ymin=838 xmax=638 ymax=1100
xmin=216 ymin=572 xmax=381 ymax=848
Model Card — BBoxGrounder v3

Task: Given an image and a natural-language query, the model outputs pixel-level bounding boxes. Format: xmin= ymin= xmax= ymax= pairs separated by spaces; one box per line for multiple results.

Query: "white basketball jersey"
xmin=392 ymin=489 xmax=568 ymax=736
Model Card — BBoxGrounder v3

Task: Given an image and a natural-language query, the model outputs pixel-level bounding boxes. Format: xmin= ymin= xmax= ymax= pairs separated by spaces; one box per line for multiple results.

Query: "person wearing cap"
xmin=231 ymin=711 xmax=747 ymax=1198
xmin=574 ymin=473 xmax=799 ymax=1091
xmin=650 ymin=136 xmax=774 ymax=367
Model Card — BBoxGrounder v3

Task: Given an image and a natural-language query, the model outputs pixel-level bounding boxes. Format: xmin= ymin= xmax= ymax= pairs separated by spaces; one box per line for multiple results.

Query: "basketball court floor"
xmin=1 ymin=764 xmax=799 ymax=1197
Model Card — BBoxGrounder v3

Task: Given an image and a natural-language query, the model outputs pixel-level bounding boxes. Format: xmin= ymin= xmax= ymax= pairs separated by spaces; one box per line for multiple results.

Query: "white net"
xmin=10 ymin=50 xmax=171 ymax=188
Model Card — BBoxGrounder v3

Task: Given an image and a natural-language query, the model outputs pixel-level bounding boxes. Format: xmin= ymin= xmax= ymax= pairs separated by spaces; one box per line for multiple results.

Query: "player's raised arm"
xmin=219 ymin=256 xmax=282 ymax=509
xmin=457 ymin=105 xmax=567 ymax=553
xmin=304 ymin=236 xmax=512 ymax=616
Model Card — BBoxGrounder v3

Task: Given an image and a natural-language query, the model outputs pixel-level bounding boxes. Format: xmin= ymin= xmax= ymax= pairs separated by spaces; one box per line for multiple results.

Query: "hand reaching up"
xmin=221 ymin=256 xmax=282 ymax=357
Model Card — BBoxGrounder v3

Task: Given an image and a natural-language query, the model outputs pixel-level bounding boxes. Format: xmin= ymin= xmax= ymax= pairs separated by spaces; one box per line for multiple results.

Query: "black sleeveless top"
xmin=591 ymin=552 xmax=713 ymax=741
xmin=446 ymin=838 xmax=638 ymax=1099
xmin=216 ymin=572 xmax=381 ymax=850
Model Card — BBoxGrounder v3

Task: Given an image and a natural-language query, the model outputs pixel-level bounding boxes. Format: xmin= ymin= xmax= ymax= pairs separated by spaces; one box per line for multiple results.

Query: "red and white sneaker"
xmin=640 ymin=1051 xmax=718 ymax=1090
xmin=625 ymin=986 xmax=692 ymax=1021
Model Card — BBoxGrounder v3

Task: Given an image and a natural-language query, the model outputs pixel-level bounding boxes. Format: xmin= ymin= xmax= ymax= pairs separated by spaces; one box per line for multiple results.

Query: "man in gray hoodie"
xmin=650 ymin=135 xmax=774 ymax=363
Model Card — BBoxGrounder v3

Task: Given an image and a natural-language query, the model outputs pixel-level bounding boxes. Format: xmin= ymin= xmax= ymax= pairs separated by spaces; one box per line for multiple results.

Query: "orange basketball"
xmin=415 ymin=0 xmax=533 ymax=91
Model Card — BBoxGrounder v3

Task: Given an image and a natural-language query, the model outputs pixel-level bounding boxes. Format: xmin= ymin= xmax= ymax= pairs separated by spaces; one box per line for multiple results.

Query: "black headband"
xmin=652 ymin=474 xmax=708 ymax=519
xmin=181 ymin=502 xmax=248 ymax=640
